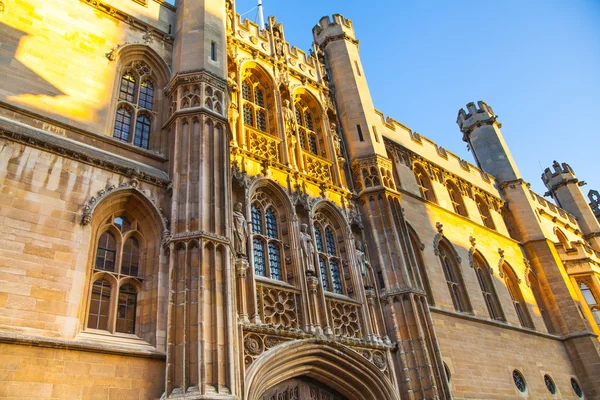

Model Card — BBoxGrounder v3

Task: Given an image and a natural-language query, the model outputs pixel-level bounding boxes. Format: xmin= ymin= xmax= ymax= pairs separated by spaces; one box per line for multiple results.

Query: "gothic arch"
xmin=239 ymin=60 xmax=277 ymax=89
xmin=247 ymin=178 xmax=294 ymax=216
xmin=114 ymin=43 xmax=171 ymax=83
xmin=245 ymin=339 xmax=400 ymax=400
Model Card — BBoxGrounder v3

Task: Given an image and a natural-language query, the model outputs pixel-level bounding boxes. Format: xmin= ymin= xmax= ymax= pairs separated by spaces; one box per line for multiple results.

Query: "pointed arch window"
xmin=295 ymin=99 xmax=321 ymax=156
xmin=251 ymin=203 xmax=283 ymax=280
xmin=438 ymin=240 xmax=471 ymax=312
xmin=447 ymin=180 xmax=468 ymax=217
xmin=242 ymin=77 xmax=268 ymax=133
xmin=113 ymin=60 xmax=157 ymax=149
xmin=314 ymin=219 xmax=344 ymax=295
xmin=555 ymin=228 xmax=571 ymax=250
xmin=578 ymin=280 xmax=600 ymax=327
xmin=87 ymin=215 xmax=143 ymax=335
xmin=503 ymin=264 xmax=534 ymax=328
xmin=414 ymin=164 xmax=437 ymax=203
xmin=475 ymin=195 xmax=496 ymax=230
xmin=473 ymin=253 xmax=504 ymax=320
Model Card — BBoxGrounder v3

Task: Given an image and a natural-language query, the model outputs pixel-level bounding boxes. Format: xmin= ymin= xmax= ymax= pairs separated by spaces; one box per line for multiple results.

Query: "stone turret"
xmin=312 ymin=14 xmax=386 ymax=161
xmin=543 ymin=161 xmax=600 ymax=251
xmin=457 ymin=101 xmax=521 ymax=183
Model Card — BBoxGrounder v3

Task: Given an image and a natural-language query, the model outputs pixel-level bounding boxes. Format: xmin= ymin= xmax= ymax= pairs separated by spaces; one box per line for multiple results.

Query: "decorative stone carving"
xmin=468 ymin=236 xmax=476 ymax=268
xmin=233 ymin=202 xmax=248 ymax=257
xmin=328 ymin=299 xmax=361 ymax=339
xmin=258 ymin=285 xmax=300 ymax=330
xmin=497 ymin=248 xmax=505 ymax=277
xmin=300 ymin=223 xmax=316 ymax=274
xmin=282 ymin=99 xmax=296 ymax=136
xmin=523 ymin=258 xmax=532 ymax=287
xmin=355 ymin=240 xmax=368 ymax=277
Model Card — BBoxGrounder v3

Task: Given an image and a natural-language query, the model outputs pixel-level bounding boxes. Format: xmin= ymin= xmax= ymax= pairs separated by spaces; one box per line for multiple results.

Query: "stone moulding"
xmin=80 ymin=0 xmax=174 ymax=44
xmin=0 ymin=117 xmax=170 ymax=187
xmin=0 ymin=331 xmax=166 ymax=360
xmin=80 ymin=181 xmax=168 ymax=234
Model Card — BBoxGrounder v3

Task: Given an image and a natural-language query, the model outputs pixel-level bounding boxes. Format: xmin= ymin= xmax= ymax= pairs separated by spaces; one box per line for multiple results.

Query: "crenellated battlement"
xmin=542 ymin=160 xmax=577 ymax=186
xmin=312 ymin=14 xmax=357 ymax=46
xmin=456 ymin=101 xmax=497 ymax=138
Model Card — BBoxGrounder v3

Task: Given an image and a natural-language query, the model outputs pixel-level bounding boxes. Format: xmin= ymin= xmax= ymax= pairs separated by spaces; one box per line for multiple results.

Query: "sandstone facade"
xmin=0 ymin=1 xmax=599 ymax=399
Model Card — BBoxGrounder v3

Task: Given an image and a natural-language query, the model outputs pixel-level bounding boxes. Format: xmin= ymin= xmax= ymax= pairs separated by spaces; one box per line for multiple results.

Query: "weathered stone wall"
xmin=434 ymin=311 xmax=579 ymax=399
xmin=0 ymin=343 xmax=165 ymax=399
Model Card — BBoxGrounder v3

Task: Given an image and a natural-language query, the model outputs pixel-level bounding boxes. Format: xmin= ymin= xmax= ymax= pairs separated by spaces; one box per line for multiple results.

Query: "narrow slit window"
xmin=210 ymin=41 xmax=217 ymax=61
xmin=356 ymin=124 xmax=364 ymax=142
xmin=354 ymin=60 xmax=362 ymax=76
xmin=372 ymin=126 xmax=379 ymax=143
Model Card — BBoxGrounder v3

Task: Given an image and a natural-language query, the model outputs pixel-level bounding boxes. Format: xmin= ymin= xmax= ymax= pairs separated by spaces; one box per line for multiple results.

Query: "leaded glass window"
xmin=512 ymin=370 xmax=526 ymax=393
xmin=139 ymin=80 xmax=154 ymax=110
xmin=579 ymin=280 xmax=600 ymax=326
xmin=241 ymin=77 xmax=269 ymax=134
xmin=330 ymin=260 xmax=342 ymax=294
xmin=414 ymin=164 xmax=436 ymax=203
xmin=438 ymin=241 xmax=470 ymax=313
xmin=473 ymin=254 xmax=503 ymax=320
xmin=314 ymin=228 xmax=324 ymax=252
xmin=87 ymin=279 xmax=111 ymax=331
xmin=268 ymin=243 xmax=281 ymax=280
xmin=253 ymin=238 xmax=265 ymax=276
xmin=325 ymin=228 xmax=336 ymax=256
xmin=304 ymin=111 xmax=313 ymax=130
xmin=96 ymin=232 xmax=116 ymax=272
xmin=251 ymin=199 xmax=284 ymax=281
xmin=308 ymin=133 xmax=318 ymax=155
xmin=114 ymin=106 xmax=132 ymax=142
xmin=134 ymin=115 xmax=151 ymax=149
xmin=319 ymin=257 xmax=330 ymax=292
xmin=252 ymin=205 xmax=263 ymax=234
xmin=88 ymin=214 xmax=144 ymax=336
xmin=503 ymin=265 xmax=533 ymax=328
xmin=116 ymin=284 xmax=137 ymax=334
xmin=119 ymin=72 xmax=136 ymax=102
xmin=265 ymin=208 xmax=278 ymax=238
xmin=544 ymin=375 xmax=556 ymax=395
xmin=121 ymin=237 xmax=140 ymax=277
xmin=242 ymin=82 xmax=251 ymax=101
xmin=113 ymin=61 xmax=160 ymax=150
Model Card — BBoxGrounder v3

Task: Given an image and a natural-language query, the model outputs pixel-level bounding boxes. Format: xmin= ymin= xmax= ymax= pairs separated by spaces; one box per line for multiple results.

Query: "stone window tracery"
xmin=438 ymin=240 xmax=471 ymax=313
xmin=447 ymin=180 xmax=468 ymax=217
xmin=502 ymin=264 xmax=533 ymax=328
xmin=578 ymin=280 xmax=600 ymax=327
xmin=87 ymin=214 xmax=144 ymax=335
xmin=314 ymin=212 xmax=345 ymax=295
xmin=251 ymin=197 xmax=284 ymax=281
xmin=113 ymin=60 xmax=157 ymax=149
xmin=475 ymin=195 xmax=496 ymax=230
xmin=473 ymin=252 xmax=503 ymax=320
xmin=414 ymin=163 xmax=437 ymax=203
xmin=242 ymin=78 xmax=268 ymax=132
xmin=295 ymin=99 xmax=319 ymax=156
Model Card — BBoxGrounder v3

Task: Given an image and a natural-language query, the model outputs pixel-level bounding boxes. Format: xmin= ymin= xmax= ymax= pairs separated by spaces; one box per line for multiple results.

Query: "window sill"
xmin=324 ymin=291 xmax=362 ymax=305
xmin=255 ymin=275 xmax=298 ymax=291
xmin=0 ymin=330 xmax=165 ymax=359
xmin=77 ymin=330 xmax=156 ymax=352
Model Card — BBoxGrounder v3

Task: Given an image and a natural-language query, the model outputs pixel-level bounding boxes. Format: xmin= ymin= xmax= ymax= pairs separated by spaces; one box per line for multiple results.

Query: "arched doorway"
xmin=260 ymin=376 xmax=346 ymax=400
xmin=245 ymin=339 xmax=400 ymax=400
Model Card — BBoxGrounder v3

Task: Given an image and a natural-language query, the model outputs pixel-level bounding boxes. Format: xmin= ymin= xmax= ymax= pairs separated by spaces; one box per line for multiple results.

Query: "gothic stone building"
xmin=0 ymin=1 xmax=599 ymax=399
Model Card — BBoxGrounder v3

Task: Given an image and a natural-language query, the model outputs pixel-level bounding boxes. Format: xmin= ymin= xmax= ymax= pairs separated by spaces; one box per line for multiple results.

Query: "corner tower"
xmin=458 ymin=101 xmax=521 ymax=183
xmin=543 ymin=161 xmax=600 ymax=251
xmin=314 ymin=15 xmax=451 ymax=400
xmin=164 ymin=0 xmax=238 ymax=398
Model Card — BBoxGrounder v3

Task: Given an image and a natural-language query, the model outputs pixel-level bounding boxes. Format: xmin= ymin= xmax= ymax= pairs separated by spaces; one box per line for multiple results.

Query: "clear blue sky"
xmin=234 ymin=0 xmax=600 ymax=199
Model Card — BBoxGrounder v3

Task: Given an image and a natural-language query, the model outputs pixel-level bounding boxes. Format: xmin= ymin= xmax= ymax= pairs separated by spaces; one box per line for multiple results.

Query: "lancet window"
xmin=555 ymin=228 xmax=571 ymax=249
xmin=295 ymin=100 xmax=319 ymax=156
xmin=447 ymin=180 xmax=468 ymax=217
xmin=314 ymin=212 xmax=344 ymax=295
xmin=408 ymin=225 xmax=433 ymax=304
xmin=242 ymin=77 xmax=268 ymax=132
xmin=113 ymin=60 xmax=156 ymax=149
xmin=502 ymin=264 xmax=533 ymax=328
xmin=87 ymin=215 xmax=143 ymax=335
xmin=475 ymin=195 xmax=496 ymax=230
xmin=473 ymin=252 xmax=503 ymax=320
xmin=578 ymin=280 xmax=600 ymax=327
xmin=438 ymin=240 xmax=471 ymax=313
xmin=251 ymin=194 xmax=284 ymax=281
xmin=414 ymin=163 xmax=437 ymax=203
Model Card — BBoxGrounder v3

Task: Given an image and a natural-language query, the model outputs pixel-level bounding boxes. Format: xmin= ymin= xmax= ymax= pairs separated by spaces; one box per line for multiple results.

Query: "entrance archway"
xmin=260 ymin=376 xmax=346 ymax=400
xmin=245 ymin=339 xmax=400 ymax=400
